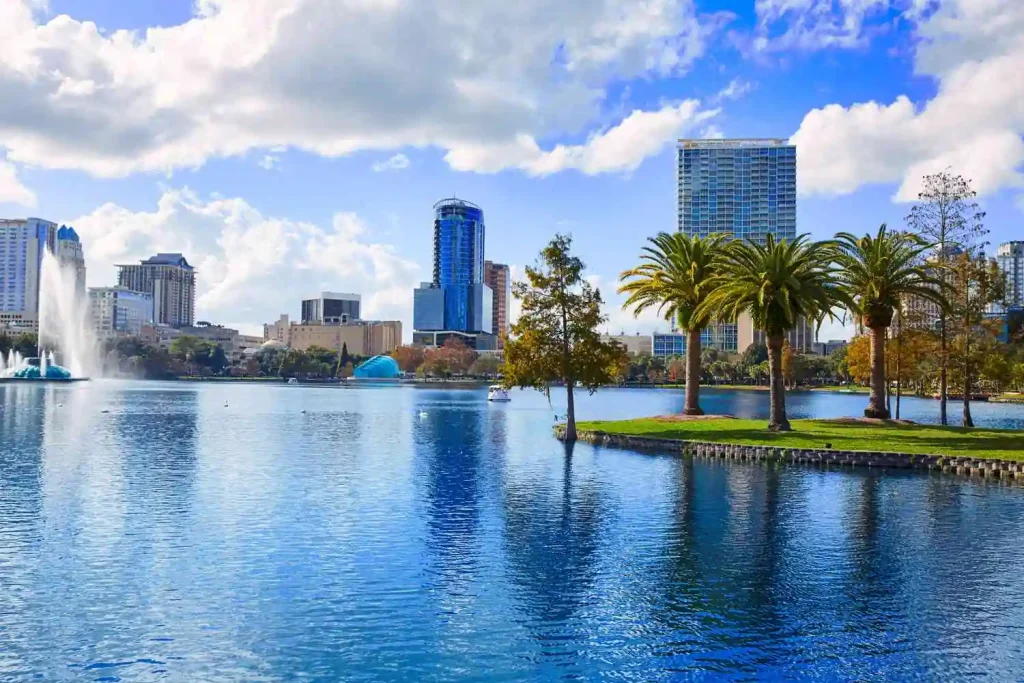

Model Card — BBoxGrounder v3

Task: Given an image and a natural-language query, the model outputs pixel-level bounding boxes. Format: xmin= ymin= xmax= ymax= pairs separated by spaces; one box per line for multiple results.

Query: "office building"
xmin=652 ymin=330 xmax=719 ymax=358
xmin=0 ymin=218 xmax=86 ymax=330
xmin=413 ymin=198 xmax=493 ymax=346
xmin=301 ymin=292 xmax=361 ymax=324
xmin=997 ymin=241 xmax=1024 ymax=309
xmin=117 ymin=253 xmax=196 ymax=328
xmin=483 ymin=261 xmax=511 ymax=347
xmin=677 ymin=138 xmax=810 ymax=352
xmin=88 ymin=287 xmax=154 ymax=339
xmin=263 ymin=314 xmax=402 ymax=357
xmin=601 ymin=333 xmax=653 ymax=357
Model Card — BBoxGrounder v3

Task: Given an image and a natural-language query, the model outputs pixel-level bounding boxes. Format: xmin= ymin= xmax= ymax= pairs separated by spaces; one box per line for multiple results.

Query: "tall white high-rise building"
xmin=0 ymin=218 xmax=86 ymax=330
xmin=676 ymin=138 xmax=812 ymax=353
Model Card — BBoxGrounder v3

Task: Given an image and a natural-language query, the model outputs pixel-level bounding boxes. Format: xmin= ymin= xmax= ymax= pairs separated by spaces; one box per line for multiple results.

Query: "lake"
xmin=2 ymin=381 xmax=1024 ymax=681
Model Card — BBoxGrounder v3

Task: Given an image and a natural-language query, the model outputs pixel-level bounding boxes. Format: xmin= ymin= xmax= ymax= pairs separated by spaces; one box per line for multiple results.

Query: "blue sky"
xmin=1 ymin=0 xmax=1022 ymax=340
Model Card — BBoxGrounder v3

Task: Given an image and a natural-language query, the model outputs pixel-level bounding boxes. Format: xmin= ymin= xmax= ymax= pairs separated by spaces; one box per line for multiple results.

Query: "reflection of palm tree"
xmin=499 ymin=441 xmax=605 ymax=632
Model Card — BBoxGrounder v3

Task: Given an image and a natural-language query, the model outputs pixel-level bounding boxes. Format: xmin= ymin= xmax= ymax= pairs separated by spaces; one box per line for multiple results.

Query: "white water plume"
xmin=37 ymin=249 xmax=98 ymax=378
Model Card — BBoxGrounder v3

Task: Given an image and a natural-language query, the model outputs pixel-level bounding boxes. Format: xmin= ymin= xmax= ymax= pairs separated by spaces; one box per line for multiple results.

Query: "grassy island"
xmin=576 ymin=417 xmax=1024 ymax=462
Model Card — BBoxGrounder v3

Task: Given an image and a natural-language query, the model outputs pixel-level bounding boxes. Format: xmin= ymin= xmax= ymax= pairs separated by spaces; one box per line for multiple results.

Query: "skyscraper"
xmin=0 ymin=218 xmax=85 ymax=330
xmin=483 ymin=260 xmax=510 ymax=348
xmin=413 ymin=198 xmax=494 ymax=349
xmin=116 ymin=253 xmax=196 ymax=328
xmin=677 ymin=138 xmax=810 ymax=352
xmin=997 ymin=241 xmax=1024 ymax=309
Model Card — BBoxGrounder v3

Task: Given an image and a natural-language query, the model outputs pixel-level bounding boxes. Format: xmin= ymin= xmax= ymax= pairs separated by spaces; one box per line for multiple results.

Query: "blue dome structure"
xmin=12 ymin=358 xmax=72 ymax=380
xmin=353 ymin=355 xmax=401 ymax=379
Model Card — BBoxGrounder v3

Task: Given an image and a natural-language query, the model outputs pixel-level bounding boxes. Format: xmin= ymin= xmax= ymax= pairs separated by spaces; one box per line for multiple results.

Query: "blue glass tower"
xmin=414 ymin=198 xmax=492 ymax=336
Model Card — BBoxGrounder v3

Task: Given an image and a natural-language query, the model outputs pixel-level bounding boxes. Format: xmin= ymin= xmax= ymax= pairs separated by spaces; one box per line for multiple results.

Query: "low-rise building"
xmin=140 ymin=323 xmax=181 ymax=348
xmin=88 ymin=287 xmax=154 ymax=340
xmin=263 ymin=315 xmax=402 ymax=357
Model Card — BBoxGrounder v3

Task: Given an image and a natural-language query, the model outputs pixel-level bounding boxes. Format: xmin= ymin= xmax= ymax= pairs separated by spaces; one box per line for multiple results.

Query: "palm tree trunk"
xmin=683 ymin=328 xmax=703 ymax=415
xmin=766 ymin=333 xmax=790 ymax=432
xmin=865 ymin=325 xmax=890 ymax=419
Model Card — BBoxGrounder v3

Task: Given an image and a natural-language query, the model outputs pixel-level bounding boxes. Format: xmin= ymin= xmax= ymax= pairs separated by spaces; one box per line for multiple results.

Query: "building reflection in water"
xmin=414 ymin=391 xmax=486 ymax=599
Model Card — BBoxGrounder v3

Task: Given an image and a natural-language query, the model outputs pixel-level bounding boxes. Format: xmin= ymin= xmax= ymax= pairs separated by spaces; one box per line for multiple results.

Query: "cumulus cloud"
xmin=792 ymin=0 xmax=1024 ymax=201
xmin=70 ymin=189 xmax=422 ymax=336
xmin=0 ymin=157 xmax=35 ymax=206
xmin=0 ymin=0 xmax=729 ymax=178
xmin=445 ymin=101 xmax=718 ymax=176
xmin=371 ymin=153 xmax=410 ymax=172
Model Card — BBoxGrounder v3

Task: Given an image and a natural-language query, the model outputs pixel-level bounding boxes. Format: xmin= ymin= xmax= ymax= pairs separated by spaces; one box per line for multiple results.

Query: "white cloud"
xmin=791 ymin=0 xmax=1024 ymax=201
xmin=715 ymin=77 xmax=755 ymax=101
xmin=69 ymin=189 xmax=422 ymax=336
xmin=445 ymin=100 xmax=718 ymax=176
xmin=257 ymin=155 xmax=280 ymax=171
xmin=750 ymin=0 xmax=892 ymax=52
xmin=0 ymin=157 xmax=36 ymax=206
xmin=0 ymin=0 xmax=729 ymax=178
xmin=371 ymin=153 xmax=410 ymax=172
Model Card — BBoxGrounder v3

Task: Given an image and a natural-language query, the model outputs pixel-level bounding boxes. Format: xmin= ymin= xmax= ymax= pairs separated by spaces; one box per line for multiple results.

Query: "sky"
xmin=0 ymin=0 xmax=1022 ymax=342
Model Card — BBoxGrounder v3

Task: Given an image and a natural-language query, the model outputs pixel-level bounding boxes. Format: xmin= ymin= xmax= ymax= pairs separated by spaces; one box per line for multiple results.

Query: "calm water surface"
xmin=2 ymin=381 xmax=1024 ymax=681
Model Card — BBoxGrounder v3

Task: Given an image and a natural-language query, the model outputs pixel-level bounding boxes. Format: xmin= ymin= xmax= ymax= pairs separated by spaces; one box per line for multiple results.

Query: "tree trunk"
xmin=766 ymin=333 xmax=790 ymax=431
xmin=564 ymin=381 xmax=577 ymax=441
xmin=962 ymin=331 xmax=974 ymax=428
xmin=939 ymin=311 xmax=948 ymax=425
xmin=865 ymin=325 xmax=890 ymax=419
xmin=683 ymin=327 xmax=703 ymax=415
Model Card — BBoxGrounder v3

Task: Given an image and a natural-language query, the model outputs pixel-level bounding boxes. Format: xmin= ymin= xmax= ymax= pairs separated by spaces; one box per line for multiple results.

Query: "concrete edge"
xmin=555 ymin=427 xmax=1024 ymax=482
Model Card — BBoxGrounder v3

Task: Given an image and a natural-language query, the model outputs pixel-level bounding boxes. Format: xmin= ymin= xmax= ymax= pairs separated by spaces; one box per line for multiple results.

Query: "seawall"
xmin=556 ymin=427 xmax=1024 ymax=482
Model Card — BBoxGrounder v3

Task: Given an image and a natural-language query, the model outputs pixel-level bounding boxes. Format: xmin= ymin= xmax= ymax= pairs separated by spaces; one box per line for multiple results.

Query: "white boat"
xmin=287 ymin=377 xmax=299 ymax=385
xmin=487 ymin=385 xmax=511 ymax=402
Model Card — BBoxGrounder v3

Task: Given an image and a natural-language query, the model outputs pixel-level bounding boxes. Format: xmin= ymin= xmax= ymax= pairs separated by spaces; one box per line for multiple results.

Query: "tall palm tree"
xmin=618 ymin=233 xmax=728 ymax=415
xmin=835 ymin=224 xmax=948 ymax=419
xmin=697 ymin=234 xmax=846 ymax=431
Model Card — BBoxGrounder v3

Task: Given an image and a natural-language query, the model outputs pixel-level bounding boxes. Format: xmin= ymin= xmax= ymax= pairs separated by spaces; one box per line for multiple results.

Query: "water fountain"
xmin=1 ymin=248 xmax=95 ymax=383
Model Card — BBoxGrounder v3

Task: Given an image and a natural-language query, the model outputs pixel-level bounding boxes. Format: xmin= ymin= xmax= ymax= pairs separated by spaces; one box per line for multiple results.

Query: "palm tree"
xmin=697 ymin=234 xmax=845 ymax=431
xmin=618 ymin=233 xmax=729 ymax=415
xmin=835 ymin=224 xmax=948 ymax=419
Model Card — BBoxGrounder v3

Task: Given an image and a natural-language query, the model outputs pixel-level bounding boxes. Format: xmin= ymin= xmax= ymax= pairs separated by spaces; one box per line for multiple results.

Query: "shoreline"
xmin=557 ymin=418 xmax=1024 ymax=481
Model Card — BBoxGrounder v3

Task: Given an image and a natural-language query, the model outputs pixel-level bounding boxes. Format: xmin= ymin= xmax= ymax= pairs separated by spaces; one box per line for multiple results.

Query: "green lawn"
xmin=576 ymin=417 xmax=1024 ymax=461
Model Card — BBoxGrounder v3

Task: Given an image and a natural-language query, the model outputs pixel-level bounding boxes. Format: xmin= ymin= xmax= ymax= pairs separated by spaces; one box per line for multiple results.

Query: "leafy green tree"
xmin=741 ymin=342 xmax=768 ymax=368
xmin=169 ymin=335 xmax=203 ymax=375
xmin=835 ymin=224 xmax=948 ymax=419
xmin=698 ymin=234 xmax=843 ymax=431
xmin=340 ymin=342 xmax=352 ymax=369
xmin=619 ymin=232 xmax=727 ymax=415
xmin=947 ymin=253 xmax=1005 ymax=426
xmin=502 ymin=234 xmax=628 ymax=442
xmin=469 ymin=353 xmax=501 ymax=377
xmin=193 ymin=341 xmax=228 ymax=374
xmin=10 ymin=332 xmax=38 ymax=358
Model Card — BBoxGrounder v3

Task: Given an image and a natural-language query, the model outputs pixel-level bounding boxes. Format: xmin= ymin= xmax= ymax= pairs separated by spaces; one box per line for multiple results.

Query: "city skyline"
xmin=1 ymin=0 xmax=1022 ymax=342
